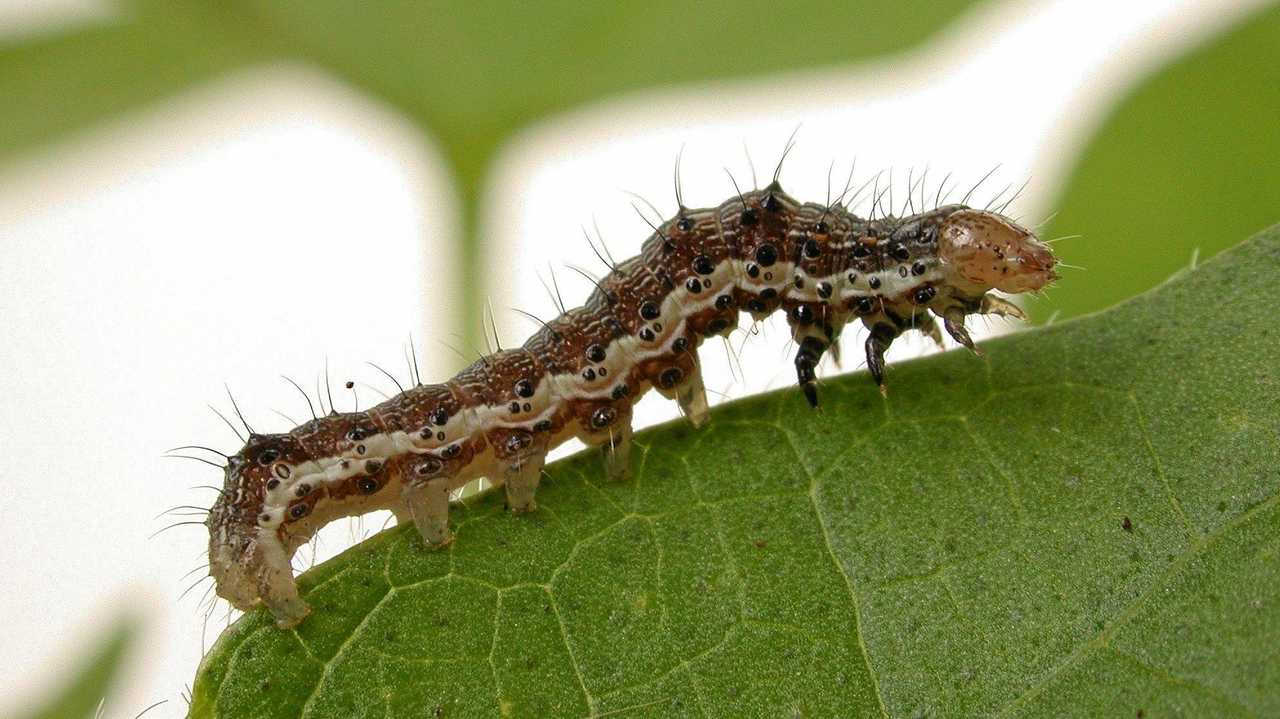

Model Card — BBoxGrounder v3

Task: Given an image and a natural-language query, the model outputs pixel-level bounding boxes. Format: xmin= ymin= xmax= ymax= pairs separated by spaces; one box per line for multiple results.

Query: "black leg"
xmin=864 ymin=324 xmax=898 ymax=393
xmin=794 ymin=336 xmax=828 ymax=408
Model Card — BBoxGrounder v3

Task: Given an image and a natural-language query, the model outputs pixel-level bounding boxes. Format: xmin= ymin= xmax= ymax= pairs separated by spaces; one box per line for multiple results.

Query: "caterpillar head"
xmin=938 ymin=209 xmax=1057 ymax=294
xmin=207 ymin=432 xmax=311 ymax=627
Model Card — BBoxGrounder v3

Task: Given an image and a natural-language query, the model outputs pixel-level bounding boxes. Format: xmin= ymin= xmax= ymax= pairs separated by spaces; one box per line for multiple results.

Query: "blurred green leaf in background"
xmin=0 ymin=0 xmax=982 ymax=340
xmin=1 ymin=2 xmax=1277 ymax=328
xmin=1040 ymin=2 xmax=1280 ymax=321
xmin=4 ymin=1 xmax=1276 ymax=329
xmin=20 ymin=617 xmax=137 ymax=719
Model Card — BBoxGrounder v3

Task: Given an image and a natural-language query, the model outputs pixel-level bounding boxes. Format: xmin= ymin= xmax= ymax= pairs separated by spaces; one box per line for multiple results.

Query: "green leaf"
xmin=236 ymin=0 xmax=984 ymax=326
xmin=1 ymin=0 xmax=982 ymax=346
xmin=191 ymin=226 xmax=1280 ymax=717
xmin=226 ymin=0 xmax=981 ymax=173
xmin=1036 ymin=1 xmax=1280 ymax=322
xmin=1 ymin=0 xmax=980 ymax=169
xmin=0 ymin=1 xmax=271 ymax=162
xmin=22 ymin=617 xmax=137 ymax=719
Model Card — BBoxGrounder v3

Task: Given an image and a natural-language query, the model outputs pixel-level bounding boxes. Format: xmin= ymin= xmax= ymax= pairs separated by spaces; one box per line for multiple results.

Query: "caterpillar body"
xmin=205 ymin=178 xmax=1058 ymax=628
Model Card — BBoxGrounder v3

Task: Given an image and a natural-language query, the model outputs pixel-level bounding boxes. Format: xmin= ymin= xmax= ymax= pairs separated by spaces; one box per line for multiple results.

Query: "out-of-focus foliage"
xmin=3 ymin=1 xmax=1276 ymax=328
xmin=1038 ymin=3 xmax=1280 ymax=321
xmin=0 ymin=0 xmax=980 ymax=332
xmin=0 ymin=2 xmax=268 ymax=163
xmin=21 ymin=617 xmax=136 ymax=719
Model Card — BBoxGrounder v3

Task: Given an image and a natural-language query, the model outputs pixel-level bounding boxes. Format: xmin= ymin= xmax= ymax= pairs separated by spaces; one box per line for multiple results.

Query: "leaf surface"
xmin=191 ymin=226 xmax=1280 ymax=717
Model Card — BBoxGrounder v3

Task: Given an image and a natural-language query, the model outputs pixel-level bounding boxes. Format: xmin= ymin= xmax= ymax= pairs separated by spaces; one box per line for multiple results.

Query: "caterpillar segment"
xmin=206 ymin=183 xmax=1058 ymax=628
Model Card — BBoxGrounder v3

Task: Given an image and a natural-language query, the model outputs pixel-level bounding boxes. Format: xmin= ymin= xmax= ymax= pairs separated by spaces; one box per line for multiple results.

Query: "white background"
xmin=0 ymin=0 xmax=1268 ymax=715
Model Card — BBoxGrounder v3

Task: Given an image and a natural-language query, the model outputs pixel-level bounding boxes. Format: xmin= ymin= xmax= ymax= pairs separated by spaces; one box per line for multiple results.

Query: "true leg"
xmin=794 ymin=336 xmax=829 ymax=408
xmin=942 ymin=307 xmax=979 ymax=354
xmin=916 ymin=313 xmax=945 ymax=349
xmin=980 ymin=295 xmax=1027 ymax=320
xmin=864 ymin=323 xmax=898 ymax=394
xmin=828 ymin=337 xmax=842 ymax=368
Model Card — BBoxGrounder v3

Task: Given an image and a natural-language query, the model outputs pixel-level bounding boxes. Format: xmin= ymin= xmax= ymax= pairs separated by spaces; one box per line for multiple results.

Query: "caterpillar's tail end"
xmin=269 ymin=594 xmax=311 ymax=629
xmin=208 ymin=474 xmax=311 ymax=626
xmin=208 ymin=527 xmax=310 ymax=628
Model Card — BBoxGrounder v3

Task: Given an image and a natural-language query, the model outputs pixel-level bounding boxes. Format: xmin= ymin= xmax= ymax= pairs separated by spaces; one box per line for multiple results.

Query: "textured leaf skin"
xmin=191 ymin=226 xmax=1280 ymax=718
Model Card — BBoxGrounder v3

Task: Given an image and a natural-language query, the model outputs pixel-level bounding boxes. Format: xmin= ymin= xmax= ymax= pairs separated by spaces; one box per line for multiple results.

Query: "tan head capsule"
xmin=938 ymin=209 xmax=1057 ymax=293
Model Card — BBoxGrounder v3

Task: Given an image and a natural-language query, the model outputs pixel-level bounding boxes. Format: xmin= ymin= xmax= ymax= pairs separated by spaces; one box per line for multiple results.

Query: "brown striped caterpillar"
xmin=202 ymin=167 xmax=1058 ymax=628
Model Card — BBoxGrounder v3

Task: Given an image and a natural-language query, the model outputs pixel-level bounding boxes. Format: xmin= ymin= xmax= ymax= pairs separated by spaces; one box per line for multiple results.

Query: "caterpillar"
xmin=203 ymin=166 xmax=1059 ymax=628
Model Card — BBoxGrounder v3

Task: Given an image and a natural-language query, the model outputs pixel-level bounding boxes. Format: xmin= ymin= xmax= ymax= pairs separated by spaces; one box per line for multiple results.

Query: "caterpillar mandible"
xmin=203 ymin=162 xmax=1059 ymax=628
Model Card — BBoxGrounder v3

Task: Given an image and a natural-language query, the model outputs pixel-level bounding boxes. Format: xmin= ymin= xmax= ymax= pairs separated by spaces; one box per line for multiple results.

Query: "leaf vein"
xmin=783 ymin=430 xmax=890 ymax=719
xmin=297 ymin=587 xmax=395 ymax=719
xmin=1128 ymin=390 xmax=1195 ymax=538
xmin=546 ymin=586 xmax=595 ymax=714
xmin=994 ymin=488 xmax=1280 ymax=717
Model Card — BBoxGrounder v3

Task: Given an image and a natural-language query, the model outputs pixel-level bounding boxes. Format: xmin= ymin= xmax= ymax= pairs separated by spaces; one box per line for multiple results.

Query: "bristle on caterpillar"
xmin=203 ymin=176 xmax=1058 ymax=628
